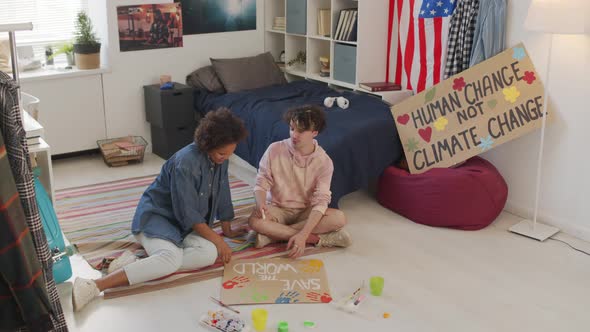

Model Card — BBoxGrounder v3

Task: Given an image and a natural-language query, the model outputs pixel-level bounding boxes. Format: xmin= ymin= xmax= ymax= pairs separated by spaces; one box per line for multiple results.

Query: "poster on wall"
xmin=117 ymin=3 xmax=183 ymax=52
xmin=391 ymin=43 xmax=553 ymax=174
xmin=175 ymin=0 xmax=256 ymax=35
xmin=221 ymin=258 xmax=332 ymax=305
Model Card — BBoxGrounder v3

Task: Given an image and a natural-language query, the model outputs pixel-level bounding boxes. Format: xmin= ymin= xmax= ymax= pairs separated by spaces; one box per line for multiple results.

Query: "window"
xmin=0 ymin=0 xmax=89 ymax=63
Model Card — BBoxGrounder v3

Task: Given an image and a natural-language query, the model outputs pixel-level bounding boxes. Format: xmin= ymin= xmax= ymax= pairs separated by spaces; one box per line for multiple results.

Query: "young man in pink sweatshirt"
xmin=248 ymin=105 xmax=352 ymax=258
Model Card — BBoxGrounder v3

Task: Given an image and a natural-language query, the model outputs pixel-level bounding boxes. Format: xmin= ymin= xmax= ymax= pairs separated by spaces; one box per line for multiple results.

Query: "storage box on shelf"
xmin=286 ymin=0 xmax=307 ymax=35
xmin=143 ymin=82 xmax=200 ymax=160
xmin=264 ymin=0 xmax=411 ymax=104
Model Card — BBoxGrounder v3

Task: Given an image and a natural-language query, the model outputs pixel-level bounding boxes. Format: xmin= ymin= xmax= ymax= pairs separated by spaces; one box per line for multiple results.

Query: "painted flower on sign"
xmin=512 ymin=47 xmax=526 ymax=60
xmin=523 ymin=71 xmax=536 ymax=85
xmin=503 ymin=86 xmax=521 ymax=103
xmin=434 ymin=116 xmax=449 ymax=131
xmin=479 ymin=135 xmax=495 ymax=152
xmin=452 ymin=77 xmax=466 ymax=91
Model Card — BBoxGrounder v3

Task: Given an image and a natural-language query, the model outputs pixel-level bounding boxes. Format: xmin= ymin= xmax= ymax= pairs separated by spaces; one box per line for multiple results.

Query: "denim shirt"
xmin=131 ymin=143 xmax=234 ymax=246
xmin=469 ymin=0 xmax=506 ymax=67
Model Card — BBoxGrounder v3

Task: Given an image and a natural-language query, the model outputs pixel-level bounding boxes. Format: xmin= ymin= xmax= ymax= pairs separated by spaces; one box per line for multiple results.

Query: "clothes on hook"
xmin=0 ymin=71 xmax=68 ymax=331
xmin=0 ymin=128 xmax=54 ymax=332
xmin=444 ymin=0 xmax=481 ymax=78
xmin=469 ymin=0 xmax=506 ymax=67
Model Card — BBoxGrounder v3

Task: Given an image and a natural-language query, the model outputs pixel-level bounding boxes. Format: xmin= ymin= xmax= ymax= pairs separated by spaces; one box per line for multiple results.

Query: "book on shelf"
xmin=345 ymin=11 xmax=358 ymax=41
xmin=273 ymin=16 xmax=285 ymax=31
xmin=337 ymin=10 xmax=350 ymax=40
xmin=334 ymin=8 xmax=358 ymax=42
xmin=317 ymin=9 xmax=331 ymax=37
xmin=359 ymin=82 xmax=402 ymax=92
xmin=334 ymin=10 xmax=344 ymax=39
xmin=27 ymin=136 xmax=41 ymax=146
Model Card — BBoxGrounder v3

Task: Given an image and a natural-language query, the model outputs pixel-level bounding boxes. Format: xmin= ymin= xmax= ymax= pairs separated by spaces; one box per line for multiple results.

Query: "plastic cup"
xmin=278 ymin=321 xmax=289 ymax=332
xmin=251 ymin=308 xmax=268 ymax=331
xmin=370 ymin=276 xmax=384 ymax=296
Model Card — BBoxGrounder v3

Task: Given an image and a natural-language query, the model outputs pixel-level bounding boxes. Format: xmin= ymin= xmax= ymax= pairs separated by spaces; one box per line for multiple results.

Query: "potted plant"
xmin=73 ymin=11 xmax=100 ymax=69
xmin=287 ymin=51 xmax=306 ymax=70
xmin=45 ymin=46 xmax=54 ymax=66
xmin=48 ymin=42 xmax=75 ymax=67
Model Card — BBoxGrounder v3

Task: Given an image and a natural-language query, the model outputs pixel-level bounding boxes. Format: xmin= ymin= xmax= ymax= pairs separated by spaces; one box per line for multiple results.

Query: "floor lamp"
xmin=509 ymin=0 xmax=586 ymax=241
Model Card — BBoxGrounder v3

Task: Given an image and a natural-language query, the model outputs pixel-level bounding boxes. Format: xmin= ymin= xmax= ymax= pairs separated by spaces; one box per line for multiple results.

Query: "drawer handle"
xmin=173 ymin=92 xmax=183 ymax=96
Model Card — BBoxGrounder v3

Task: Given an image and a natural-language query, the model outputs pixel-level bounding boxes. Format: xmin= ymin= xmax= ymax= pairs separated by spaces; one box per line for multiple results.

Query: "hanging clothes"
xmin=0 ymin=128 xmax=54 ymax=332
xmin=387 ymin=0 xmax=457 ymax=93
xmin=469 ymin=0 xmax=506 ymax=66
xmin=443 ymin=0 xmax=481 ymax=78
xmin=0 ymin=71 xmax=68 ymax=331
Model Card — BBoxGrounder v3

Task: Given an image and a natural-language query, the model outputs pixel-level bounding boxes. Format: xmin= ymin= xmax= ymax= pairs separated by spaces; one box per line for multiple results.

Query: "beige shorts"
xmin=265 ymin=205 xmax=313 ymax=225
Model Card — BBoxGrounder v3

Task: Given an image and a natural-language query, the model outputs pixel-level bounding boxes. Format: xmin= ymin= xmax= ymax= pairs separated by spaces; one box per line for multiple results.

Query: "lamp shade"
xmin=524 ymin=0 xmax=587 ymax=34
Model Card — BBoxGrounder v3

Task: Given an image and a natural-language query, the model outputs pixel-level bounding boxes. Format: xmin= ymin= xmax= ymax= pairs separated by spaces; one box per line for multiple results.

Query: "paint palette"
xmin=199 ymin=310 xmax=251 ymax=332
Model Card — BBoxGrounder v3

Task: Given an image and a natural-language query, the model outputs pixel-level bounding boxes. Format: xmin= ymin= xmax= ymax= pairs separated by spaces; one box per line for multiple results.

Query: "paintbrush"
xmin=210 ymin=296 xmax=240 ymax=314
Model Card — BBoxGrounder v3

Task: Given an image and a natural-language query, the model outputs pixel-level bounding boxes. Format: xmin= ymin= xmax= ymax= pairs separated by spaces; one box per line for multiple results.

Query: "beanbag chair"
xmin=377 ymin=157 xmax=507 ymax=230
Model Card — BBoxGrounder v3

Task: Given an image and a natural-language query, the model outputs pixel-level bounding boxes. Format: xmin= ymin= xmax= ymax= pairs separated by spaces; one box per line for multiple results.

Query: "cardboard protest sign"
xmin=391 ymin=43 xmax=552 ymax=174
xmin=221 ymin=258 xmax=331 ymax=305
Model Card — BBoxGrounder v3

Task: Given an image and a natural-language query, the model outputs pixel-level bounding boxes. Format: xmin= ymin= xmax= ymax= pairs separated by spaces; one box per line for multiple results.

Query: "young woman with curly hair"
xmin=72 ymin=108 xmax=248 ymax=311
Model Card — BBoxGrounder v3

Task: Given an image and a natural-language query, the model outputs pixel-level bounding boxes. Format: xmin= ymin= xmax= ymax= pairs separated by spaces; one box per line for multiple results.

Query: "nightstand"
xmin=143 ymin=82 xmax=200 ymax=159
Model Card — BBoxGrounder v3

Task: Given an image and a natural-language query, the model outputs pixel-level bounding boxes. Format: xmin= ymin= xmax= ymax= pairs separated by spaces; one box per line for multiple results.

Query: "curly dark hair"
xmin=283 ymin=105 xmax=327 ymax=133
xmin=194 ymin=108 xmax=248 ymax=152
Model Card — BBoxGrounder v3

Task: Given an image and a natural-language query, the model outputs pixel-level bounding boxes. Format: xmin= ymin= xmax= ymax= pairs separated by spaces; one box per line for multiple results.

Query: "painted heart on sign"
xmin=397 ymin=114 xmax=410 ymax=125
xmin=487 ymin=99 xmax=498 ymax=109
xmin=418 ymin=127 xmax=432 ymax=143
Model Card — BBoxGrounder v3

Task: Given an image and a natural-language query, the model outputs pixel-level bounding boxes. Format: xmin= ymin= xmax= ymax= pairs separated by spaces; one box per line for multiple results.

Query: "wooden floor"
xmin=52 ymin=152 xmax=590 ymax=332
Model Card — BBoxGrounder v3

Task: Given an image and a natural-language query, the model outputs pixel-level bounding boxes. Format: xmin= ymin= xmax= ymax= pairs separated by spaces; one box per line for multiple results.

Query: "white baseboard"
xmin=504 ymin=202 xmax=590 ymax=242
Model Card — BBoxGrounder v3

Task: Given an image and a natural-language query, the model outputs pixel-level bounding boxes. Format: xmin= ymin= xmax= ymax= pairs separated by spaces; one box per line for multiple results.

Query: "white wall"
xmin=99 ymin=0 xmax=264 ymax=144
xmin=482 ymin=0 xmax=590 ymax=240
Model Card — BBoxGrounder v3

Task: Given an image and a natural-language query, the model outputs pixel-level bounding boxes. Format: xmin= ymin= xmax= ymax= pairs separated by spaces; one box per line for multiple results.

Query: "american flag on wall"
xmin=387 ymin=0 xmax=457 ymax=93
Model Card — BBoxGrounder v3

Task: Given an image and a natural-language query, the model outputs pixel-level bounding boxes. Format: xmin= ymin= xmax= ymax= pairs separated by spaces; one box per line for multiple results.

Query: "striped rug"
xmin=56 ymin=174 xmax=336 ymax=299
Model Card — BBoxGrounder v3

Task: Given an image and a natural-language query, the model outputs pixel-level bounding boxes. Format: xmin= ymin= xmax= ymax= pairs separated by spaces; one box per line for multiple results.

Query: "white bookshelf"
xmin=264 ymin=0 xmax=411 ymax=102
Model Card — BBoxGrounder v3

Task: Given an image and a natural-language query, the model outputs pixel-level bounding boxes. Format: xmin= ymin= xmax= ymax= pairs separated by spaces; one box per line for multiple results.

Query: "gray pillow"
xmin=210 ymin=52 xmax=287 ymax=93
xmin=185 ymin=65 xmax=225 ymax=93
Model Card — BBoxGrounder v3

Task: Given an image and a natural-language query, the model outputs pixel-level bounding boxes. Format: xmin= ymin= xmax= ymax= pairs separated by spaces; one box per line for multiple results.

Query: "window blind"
xmin=0 ymin=0 xmax=89 ymax=45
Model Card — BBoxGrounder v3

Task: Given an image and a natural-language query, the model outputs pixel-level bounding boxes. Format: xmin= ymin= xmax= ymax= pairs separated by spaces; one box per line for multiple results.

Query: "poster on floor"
xmin=391 ymin=43 xmax=553 ymax=174
xmin=221 ymin=258 xmax=332 ymax=305
xmin=117 ymin=3 xmax=183 ymax=52
xmin=175 ymin=0 xmax=256 ymax=35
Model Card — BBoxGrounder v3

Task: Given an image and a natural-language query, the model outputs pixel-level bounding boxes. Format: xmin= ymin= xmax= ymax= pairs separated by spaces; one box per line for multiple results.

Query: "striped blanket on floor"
xmin=56 ymin=174 xmax=336 ymax=299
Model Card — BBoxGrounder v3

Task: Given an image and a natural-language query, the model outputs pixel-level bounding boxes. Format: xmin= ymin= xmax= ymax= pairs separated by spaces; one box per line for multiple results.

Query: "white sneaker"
xmin=107 ymin=250 xmax=138 ymax=274
xmin=72 ymin=278 xmax=100 ymax=312
xmin=255 ymin=233 xmax=275 ymax=249
xmin=317 ymin=229 xmax=353 ymax=248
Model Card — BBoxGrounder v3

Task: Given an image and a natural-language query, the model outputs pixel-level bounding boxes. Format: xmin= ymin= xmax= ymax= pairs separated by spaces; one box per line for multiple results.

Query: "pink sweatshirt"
xmin=254 ymin=139 xmax=334 ymax=214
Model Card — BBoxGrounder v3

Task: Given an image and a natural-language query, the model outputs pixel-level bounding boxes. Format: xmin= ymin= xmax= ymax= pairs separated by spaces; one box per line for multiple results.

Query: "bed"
xmin=193 ymin=79 xmax=403 ymax=207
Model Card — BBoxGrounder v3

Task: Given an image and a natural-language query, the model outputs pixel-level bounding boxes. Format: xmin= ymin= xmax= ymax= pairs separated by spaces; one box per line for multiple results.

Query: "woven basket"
xmin=97 ymin=136 xmax=147 ymax=167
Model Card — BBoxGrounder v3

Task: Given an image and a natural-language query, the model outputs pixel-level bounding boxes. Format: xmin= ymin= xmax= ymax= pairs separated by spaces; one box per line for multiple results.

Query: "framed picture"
xmin=175 ymin=0 xmax=256 ymax=35
xmin=117 ymin=3 xmax=183 ymax=52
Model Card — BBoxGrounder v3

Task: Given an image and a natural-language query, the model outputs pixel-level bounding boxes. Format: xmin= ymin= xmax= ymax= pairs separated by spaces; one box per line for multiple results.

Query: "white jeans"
xmin=124 ymin=232 xmax=218 ymax=285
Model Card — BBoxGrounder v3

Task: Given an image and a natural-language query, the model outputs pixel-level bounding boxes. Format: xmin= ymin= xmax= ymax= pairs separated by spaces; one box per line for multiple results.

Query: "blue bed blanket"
xmin=194 ymin=80 xmax=403 ymax=207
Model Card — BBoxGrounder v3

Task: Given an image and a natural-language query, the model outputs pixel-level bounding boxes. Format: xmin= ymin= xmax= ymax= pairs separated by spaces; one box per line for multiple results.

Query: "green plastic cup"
xmin=278 ymin=321 xmax=289 ymax=332
xmin=370 ymin=276 xmax=384 ymax=296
